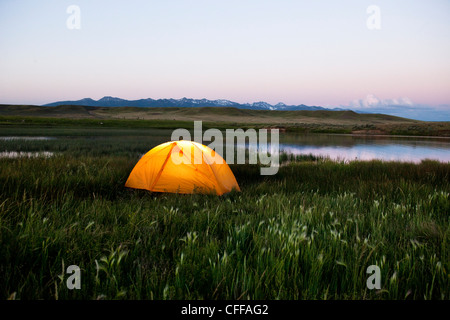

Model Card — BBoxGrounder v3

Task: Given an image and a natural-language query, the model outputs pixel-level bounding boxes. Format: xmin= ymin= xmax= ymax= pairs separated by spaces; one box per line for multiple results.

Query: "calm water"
xmin=0 ymin=136 xmax=55 ymax=141
xmin=0 ymin=151 xmax=54 ymax=158
xmin=0 ymin=132 xmax=449 ymax=163
xmin=276 ymin=134 xmax=450 ymax=163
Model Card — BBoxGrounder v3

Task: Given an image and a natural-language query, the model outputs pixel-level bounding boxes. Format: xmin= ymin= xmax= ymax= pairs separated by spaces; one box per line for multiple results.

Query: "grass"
xmin=1 ymin=104 xmax=449 ymax=136
xmin=0 ymin=145 xmax=448 ymax=300
xmin=0 ymin=121 xmax=448 ymax=300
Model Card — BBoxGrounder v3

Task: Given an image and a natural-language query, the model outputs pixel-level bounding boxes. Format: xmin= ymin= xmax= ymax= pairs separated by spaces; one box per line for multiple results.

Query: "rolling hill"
xmin=1 ymin=104 xmax=449 ymax=136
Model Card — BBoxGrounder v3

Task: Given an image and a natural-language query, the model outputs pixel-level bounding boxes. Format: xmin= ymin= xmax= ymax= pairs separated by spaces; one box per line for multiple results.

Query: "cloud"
xmin=345 ymin=94 xmax=450 ymax=121
xmin=350 ymin=94 xmax=413 ymax=109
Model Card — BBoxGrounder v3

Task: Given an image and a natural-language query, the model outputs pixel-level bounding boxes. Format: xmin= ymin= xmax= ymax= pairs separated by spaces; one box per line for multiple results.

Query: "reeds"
xmin=0 ymin=153 xmax=448 ymax=300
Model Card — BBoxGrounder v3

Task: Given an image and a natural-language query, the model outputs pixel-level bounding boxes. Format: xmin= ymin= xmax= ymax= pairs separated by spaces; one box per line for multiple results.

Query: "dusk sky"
xmin=1 ymin=0 xmax=449 ymax=118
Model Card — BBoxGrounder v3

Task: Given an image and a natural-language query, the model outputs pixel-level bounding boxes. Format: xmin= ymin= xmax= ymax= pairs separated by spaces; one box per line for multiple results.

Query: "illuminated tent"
xmin=125 ymin=140 xmax=240 ymax=195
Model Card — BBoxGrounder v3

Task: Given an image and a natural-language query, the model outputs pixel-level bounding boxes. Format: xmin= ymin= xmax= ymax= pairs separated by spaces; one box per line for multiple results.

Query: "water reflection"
xmin=0 ymin=136 xmax=55 ymax=141
xmin=278 ymin=134 xmax=450 ymax=163
xmin=0 ymin=151 xmax=55 ymax=158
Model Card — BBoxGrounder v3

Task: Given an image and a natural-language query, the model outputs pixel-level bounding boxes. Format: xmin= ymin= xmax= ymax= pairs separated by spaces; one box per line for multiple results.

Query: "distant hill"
xmin=43 ymin=96 xmax=339 ymax=111
xmin=0 ymin=104 xmax=414 ymax=124
xmin=2 ymin=104 xmax=449 ymax=136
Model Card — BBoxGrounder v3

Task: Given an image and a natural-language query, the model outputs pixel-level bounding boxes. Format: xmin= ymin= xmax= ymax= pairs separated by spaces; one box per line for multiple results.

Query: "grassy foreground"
xmin=0 ymin=155 xmax=448 ymax=300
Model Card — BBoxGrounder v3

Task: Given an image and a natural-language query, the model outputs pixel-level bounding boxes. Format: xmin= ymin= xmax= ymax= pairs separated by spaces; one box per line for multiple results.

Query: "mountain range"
xmin=44 ymin=96 xmax=342 ymax=111
xmin=43 ymin=96 xmax=450 ymax=121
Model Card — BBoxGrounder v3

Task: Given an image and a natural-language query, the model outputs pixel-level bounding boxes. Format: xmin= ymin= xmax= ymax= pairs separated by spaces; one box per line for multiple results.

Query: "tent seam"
xmin=149 ymin=142 xmax=176 ymax=191
xmin=192 ymin=143 xmax=223 ymax=195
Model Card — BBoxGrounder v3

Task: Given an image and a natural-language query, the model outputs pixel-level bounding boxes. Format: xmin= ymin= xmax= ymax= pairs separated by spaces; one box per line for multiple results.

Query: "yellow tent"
xmin=125 ymin=140 xmax=240 ymax=195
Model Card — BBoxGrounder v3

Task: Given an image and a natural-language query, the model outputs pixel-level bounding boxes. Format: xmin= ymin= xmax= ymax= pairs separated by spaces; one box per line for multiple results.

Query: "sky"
xmin=0 ymin=0 xmax=449 ymax=119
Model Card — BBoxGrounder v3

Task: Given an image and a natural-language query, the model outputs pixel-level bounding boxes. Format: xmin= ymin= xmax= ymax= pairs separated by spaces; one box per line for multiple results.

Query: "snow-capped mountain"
xmin=250 ymin=101 xmax=275 ymax=110
xmin=43 ymin=96 xmax=331 ymax=111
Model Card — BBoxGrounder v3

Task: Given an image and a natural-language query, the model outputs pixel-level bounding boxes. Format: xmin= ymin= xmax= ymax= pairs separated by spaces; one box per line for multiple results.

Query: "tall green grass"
xmin=0 ymin=154 xmax=448 ymax=300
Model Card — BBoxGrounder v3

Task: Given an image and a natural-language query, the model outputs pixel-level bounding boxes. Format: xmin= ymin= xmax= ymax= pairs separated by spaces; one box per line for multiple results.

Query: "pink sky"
xmin=0 ymin=1 xmax=449 ymax=109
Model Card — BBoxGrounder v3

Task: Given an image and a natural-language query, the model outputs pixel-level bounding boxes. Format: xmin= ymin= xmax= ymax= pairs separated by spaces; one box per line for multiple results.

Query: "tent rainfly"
xmin=125 ymin=140 xmax=240 ymax=195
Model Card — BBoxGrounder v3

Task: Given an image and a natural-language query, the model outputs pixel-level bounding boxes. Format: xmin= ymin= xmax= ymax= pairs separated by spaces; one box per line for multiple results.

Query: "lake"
xmin=0 ymin=136 xmax=55 ymax=141
xmin=0 ymin=132 xmax=449 ymax=163
xmin=275 ymin=134 xmax=450 ymax=163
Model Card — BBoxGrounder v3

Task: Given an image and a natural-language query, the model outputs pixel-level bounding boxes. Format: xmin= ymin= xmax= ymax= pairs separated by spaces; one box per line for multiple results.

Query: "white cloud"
xmin=350 ymin=94 xmax=413 ymax=109
xmin=344 ymin=95 xmax=449 ymax=121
